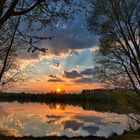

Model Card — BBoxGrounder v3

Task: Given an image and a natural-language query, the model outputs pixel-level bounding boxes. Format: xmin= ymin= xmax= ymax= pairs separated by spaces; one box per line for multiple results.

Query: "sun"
xmin=56 ymin=88 xmax=61 ymax=93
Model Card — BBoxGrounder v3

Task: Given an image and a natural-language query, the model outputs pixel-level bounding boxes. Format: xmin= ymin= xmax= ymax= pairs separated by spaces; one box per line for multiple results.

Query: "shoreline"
xmin=0 ymin=129 xmax=140 ymax=140
xmin=0 ymin=135 xmax=107 ymax=140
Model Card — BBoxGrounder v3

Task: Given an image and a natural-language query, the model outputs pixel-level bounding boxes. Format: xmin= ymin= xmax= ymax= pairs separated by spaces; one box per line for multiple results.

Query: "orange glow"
xmin=56 ymin=88 xmax=61 ymax=93
xmin=56 ymin=104 xmax=60 ymax=109
xmin=15 ymin=80 xmax=104 ymax=93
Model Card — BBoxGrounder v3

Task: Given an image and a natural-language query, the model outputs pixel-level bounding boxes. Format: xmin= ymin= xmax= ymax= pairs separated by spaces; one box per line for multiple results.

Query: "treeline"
xmin=0 ymin=89 xmax=137 ymax=114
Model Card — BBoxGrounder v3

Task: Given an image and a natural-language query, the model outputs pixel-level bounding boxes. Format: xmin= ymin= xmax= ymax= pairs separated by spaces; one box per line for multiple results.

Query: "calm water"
xmin=0 ymin=102 xmax=129 ymax=138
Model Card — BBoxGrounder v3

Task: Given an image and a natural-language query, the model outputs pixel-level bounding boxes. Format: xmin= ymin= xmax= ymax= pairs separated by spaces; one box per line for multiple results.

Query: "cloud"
xmin=48 ymin=75 xmax=64 ymax=82
xmin=82 ymin=126 xmax=99 ymax=134
xmin=46 ymin=115 xmax=63 ymax=119
xmin=75 ymin=116 xmax=106 ymax=125
xmin=48 ymin=78 xmax=64 ymax=83
xmin=80 ymin=68 xmax=96 ymax=75
xmin=28 ymin=12 xmax=99 ymax=57
xmin=16 ymin=12 xmax=99 ymax=73
xmin=64 ymin=120 xmax=84 ymax=131
xmin=64 ymin=70 xmax=82 ymax=79
xmin=74 ymin=78 xmax=96 ymax=83
xmin=48 ymin=75 xmax=58 ymax=78
xmin=40 ymin=26 xmax=98 ymax=56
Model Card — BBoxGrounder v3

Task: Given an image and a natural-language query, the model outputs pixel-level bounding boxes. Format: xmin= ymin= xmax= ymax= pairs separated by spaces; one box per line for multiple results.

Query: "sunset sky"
xmin=14 ymin=11 xmax=103 ymax=93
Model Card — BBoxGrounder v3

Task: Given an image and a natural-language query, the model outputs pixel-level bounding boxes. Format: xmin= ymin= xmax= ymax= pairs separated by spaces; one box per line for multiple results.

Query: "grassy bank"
xmin=0 ymin=135 xmax=107 ymax=140
xmin=109 ymin=128 xmax=140 ymax=140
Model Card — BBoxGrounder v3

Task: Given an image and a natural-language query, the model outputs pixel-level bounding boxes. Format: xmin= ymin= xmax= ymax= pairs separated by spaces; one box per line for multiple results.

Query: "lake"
xmin=0 ymin=102 xmax=129 ymax=138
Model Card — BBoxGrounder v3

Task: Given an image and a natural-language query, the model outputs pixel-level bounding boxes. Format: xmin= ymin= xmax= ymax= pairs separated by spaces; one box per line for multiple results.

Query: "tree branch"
xmin=0 ymin=16 xmax=20 ymax=82
xmin=13 ymin=0 xmax=41 ymax=16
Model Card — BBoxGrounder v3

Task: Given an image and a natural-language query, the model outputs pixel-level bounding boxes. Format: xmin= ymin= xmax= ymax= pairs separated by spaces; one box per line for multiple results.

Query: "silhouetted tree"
xmin=0 ymin=0 xmax=80 ymax=86
xmin=87 ymin=0 xmax=140 ymax=94
xmin=0 ymin=0 xmax=72 ymax=28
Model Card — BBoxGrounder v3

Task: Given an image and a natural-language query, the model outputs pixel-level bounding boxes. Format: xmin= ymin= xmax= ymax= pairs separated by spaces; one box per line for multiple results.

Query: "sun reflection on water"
xmin=49 ymin=103 xmax=66 ymax=111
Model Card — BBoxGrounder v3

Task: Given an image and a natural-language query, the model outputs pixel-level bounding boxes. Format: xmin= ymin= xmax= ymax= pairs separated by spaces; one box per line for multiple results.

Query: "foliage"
xmin=109 ymin=128 xmax=140 ymax=140
xmin=87 ymin=0 xmax=140 ymax=94
xmin=0 ymin=89 xmax=137 ymax=114
xmin=0 ymin=0 xmax=82 ymax=89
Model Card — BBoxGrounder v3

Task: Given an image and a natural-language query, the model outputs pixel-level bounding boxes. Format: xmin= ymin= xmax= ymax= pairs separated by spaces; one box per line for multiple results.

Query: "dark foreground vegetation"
xmin=0 ymin=89 xmax=138 ymax=114
xmin=109 ymin=128 xmax=140 ymax=140
xmin=0 ymin=136 xmax=106 ymax=140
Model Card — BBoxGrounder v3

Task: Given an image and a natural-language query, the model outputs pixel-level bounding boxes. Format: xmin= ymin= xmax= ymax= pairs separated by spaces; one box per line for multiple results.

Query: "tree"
xmin=0 ymin=0 xmax=79 ymax=86
xmin=93 ymin=50 xmax=133 ymax=89
xmin=0 ymin=0 xmax=71 ymax=28
xmin=87 ymin=0 xmax=140 ymax=94
xmin=0 ymin=16 xmax=35 ymax=91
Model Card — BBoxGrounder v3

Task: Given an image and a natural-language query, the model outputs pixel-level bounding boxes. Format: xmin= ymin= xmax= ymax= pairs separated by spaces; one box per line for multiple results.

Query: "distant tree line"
xmin=0 ymin=89 xmax=137 ymax=113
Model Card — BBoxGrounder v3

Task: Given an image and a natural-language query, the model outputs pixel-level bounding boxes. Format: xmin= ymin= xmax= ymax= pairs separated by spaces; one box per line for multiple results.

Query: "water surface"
xmin=0 ymin=102 xmax=129 ymax=138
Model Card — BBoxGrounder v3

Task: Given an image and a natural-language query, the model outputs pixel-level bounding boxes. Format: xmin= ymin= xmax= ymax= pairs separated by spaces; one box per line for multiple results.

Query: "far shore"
xmin=0 ymin=88 xmax=138 ymax=114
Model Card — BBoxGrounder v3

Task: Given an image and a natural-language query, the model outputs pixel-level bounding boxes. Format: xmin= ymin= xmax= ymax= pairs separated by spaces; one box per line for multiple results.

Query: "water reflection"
xmin=49 ymin=103 xmax=66 ymax=110
xmin=0 ymin=102 xmax=129 ymax=138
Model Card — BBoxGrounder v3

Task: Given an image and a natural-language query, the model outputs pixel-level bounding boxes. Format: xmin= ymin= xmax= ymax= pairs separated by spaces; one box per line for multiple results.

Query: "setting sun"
xmin=56 ymin=88 xmax=61 ymax=93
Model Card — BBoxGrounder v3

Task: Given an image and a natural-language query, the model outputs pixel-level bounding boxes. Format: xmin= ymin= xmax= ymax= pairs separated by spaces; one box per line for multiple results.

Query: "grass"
xmin=109 ymin=129 xmax=140 ymax=140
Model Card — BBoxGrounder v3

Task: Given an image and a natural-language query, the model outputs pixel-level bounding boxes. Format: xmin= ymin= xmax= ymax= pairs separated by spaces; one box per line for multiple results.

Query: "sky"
xmin=14 ymin=10 xmax=103 ymax=93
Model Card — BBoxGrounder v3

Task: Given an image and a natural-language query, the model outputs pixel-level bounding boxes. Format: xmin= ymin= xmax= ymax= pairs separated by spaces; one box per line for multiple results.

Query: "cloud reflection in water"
xmin=0 ymin=102 xmax=128 ymax=138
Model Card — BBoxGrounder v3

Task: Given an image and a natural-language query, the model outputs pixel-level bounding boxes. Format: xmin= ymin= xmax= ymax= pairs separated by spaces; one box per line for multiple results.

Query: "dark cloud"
xmin=18 ymin=12 xmax=99 ymax=60
xmin=48 ymin=75 xmax=57 ymax=78
xmin=74 ymin=78 xmax=96 ymax=83
xmin=81 ymin=68 xmax=96 ymax=75
xmin=48 ymin=79 xmax=64 ymax=82
xmin=46 ymin=115 xmax=63 ymax=119
xmin=82 ymin=126 xmax=99 ymax=134
xmin=48 ymin=76 xmax=64 ymax=82
xmin=37 ymin=12 xmax=99 ymax=56
xmin=64 ymin=70 xmax=82 ymax=79
xmin=64 ymin=120 xmax=84 ymax=131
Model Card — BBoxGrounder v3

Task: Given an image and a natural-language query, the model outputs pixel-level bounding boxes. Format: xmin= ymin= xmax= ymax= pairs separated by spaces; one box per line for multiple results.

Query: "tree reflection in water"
xmin=49 ymin=103 xmax=66 ymax=110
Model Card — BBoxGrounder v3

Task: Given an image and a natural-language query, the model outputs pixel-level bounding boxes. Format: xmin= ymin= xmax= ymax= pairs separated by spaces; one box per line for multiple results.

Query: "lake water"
xmin=0 ymin=102 xmax=129 ymax=138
